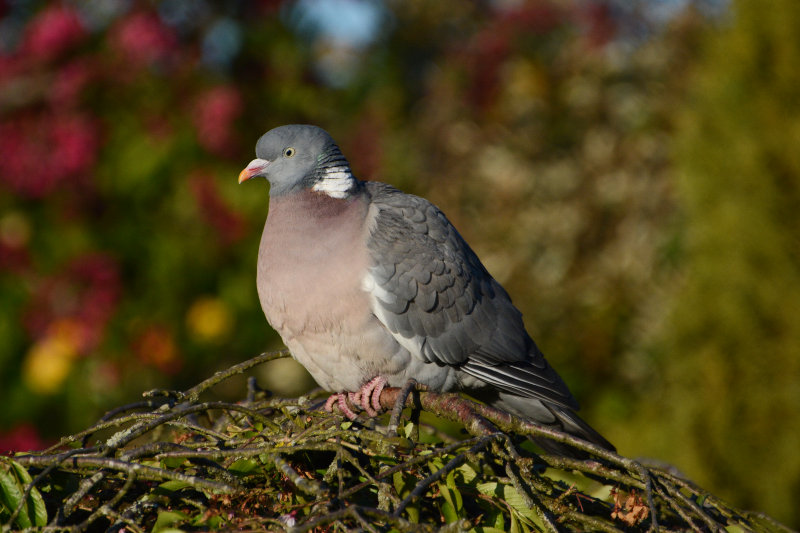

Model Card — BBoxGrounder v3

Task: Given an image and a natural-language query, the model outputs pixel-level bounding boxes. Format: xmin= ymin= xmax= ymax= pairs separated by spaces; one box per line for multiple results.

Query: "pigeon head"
xmin=238 ymin=124 xmax=357 ymax=198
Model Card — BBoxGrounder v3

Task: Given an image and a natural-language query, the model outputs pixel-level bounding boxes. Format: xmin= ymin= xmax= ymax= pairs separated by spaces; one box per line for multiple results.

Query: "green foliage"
xmin=0 ymin=458 xmax=47 ymax=528
xmin=636 ymin=0 xmax=800 ymax=525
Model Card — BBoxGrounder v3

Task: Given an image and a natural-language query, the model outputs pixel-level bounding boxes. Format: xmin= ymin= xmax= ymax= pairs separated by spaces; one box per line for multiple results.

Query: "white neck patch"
xmin=312 ymin=165 xmax=356 ymax=198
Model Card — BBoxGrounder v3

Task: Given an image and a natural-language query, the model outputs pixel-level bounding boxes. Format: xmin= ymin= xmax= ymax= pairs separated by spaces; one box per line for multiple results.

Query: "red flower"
xmin=0 ymin=112 xmax=99 ymax=198
xmin=0 ymin=54 xmax=23 ymax=85
xmin=0 ymin=424 xmax=47 ymax=454
xmin=193 ymin=86 xmax=243 ymax=157
xmin=49 ymin=59 xmax=95 ymax=108
xmin=51 ymin=114 xmax=100 ymax=178
xmin=110 ymin=12 xmax=177 ymax=69
xmin=466 ymin=3 xmax=565 ymax=110
xmin=22 ymin=5 xmax=86 ymax=62
xmin=574 ymin=2 xmax=617 ymax=49
xmin=133 ymin=325 xmax=182 ymax=375
xmin=23 ymin=253 xmax=121 ymax=353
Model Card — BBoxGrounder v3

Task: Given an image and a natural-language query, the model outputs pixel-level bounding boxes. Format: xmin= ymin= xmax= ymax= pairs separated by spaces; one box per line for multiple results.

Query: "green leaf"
xmin=393 ymin=471 xmax=413 ymax=497
xmin=509 ymin=509 xmax=521 ymax=533
xmin=501 ymin=486 xmax=542 ymax=531
xmin=501 ymin=486 xmax=535 ymax=518
xmin=441 ymin=499 xmax=458 ymax=523
xmin=457 ymin=462 xmax=478 ymax=484
xmin=725 ymin=526 xmax=748 ymax=533
xmin=0 ymin=458 xmax=47 ymax=528
xmin=476 ymin=481 xmax=499 ymax=496
xmin=152 ymin=510 xmax=190 ymax=532
xmin=203 ymin=515 xmax=226 ymax=529
xmin=160 ymin=457 xmax=188 ymax=469
xmin=492 ymin=510 xmax=506 ymax=530
xmin=155 ymin=480 xmax=193 ymax=493
xmin=439 ymin=482 xmax=453 ymax=504
xmin=228 ymin=458 xmax=260 ymax=475
xmin=445 ymin=470 xmax=462 ymax=512
xmin=0 ymin=466 xmax=29 ymax=528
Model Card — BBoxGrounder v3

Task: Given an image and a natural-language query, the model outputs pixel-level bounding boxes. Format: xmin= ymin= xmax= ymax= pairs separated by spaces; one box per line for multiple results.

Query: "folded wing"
xmin=363 ymin=181 xmax=578 ymax=411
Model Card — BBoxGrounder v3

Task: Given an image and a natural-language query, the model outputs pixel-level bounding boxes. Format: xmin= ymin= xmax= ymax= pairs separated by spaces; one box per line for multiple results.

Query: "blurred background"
xmin=1 ymin=0 xmax=798 ymax=526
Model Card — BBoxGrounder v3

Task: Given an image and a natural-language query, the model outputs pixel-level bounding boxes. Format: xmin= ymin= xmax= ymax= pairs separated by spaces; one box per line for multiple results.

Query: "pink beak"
xmin=238 ymin=158 xmax=271 ymax=184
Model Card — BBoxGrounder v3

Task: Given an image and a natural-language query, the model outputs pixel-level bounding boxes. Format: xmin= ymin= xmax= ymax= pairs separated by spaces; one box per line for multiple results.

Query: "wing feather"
xmin=363 ymin=181 xmax=577 ymax=408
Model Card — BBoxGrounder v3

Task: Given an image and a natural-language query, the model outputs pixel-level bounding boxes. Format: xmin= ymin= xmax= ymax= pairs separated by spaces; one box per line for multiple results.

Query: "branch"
xmin=2 ymin=351 xmax=790 ymax=533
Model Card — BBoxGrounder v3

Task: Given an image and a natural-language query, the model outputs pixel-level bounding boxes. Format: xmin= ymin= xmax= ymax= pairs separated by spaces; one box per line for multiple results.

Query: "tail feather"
xmin=492 ymin=392 xmax=616 ymax=458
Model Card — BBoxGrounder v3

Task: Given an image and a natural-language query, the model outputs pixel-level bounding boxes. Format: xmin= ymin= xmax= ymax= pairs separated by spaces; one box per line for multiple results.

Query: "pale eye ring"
xmin=283 ymin=147 xmax=296 ymax=158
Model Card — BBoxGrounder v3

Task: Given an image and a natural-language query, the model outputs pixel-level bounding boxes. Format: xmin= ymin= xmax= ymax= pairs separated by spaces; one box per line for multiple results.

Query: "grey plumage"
xmin=239 ymin=124 xmax=614 ymax=456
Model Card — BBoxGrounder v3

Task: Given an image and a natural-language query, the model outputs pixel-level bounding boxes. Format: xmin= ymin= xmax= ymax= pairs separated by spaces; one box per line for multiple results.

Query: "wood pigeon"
xmin=239 ymin=124 xmax=614 ymax=455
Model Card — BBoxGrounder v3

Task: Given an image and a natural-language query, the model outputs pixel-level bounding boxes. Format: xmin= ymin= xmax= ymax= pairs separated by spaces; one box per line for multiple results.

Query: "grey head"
xmin=238 ymin=124 xmax=357 ymax=198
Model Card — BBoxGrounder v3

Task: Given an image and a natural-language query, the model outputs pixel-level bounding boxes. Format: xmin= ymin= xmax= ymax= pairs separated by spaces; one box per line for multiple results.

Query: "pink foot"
xmin=348 ymin=390 xmax=362 ymax=407
xmin=358 ymin=376 xmax=388 ymax=416
xmin=324 ymin=392 xmax=358 ymax=420
xmin=323 ymin=377 xmax=389 ymax=419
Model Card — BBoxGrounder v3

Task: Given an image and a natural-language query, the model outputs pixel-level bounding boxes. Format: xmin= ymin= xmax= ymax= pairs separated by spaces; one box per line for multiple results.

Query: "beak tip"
xmin=238 ymin=168 xmax=257 ymax=184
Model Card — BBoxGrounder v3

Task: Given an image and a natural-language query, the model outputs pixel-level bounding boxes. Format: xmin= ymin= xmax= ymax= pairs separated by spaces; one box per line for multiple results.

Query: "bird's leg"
xmin=324 ymin=392 xmax=359 ymax=420
xmin=387 ymin=378 xmax=419 ymax=435
xmin=358 ymin=376 xmax=388 ymax=416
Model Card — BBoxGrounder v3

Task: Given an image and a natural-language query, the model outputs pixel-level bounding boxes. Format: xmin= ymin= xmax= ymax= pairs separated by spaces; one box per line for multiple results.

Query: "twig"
xmin=182 ymin=350 xmax=290 ymax=401
xmin=392 ymin=434 xmax=499 ymax=518
xmin=15 ymin=454 xmax=237 ymax=493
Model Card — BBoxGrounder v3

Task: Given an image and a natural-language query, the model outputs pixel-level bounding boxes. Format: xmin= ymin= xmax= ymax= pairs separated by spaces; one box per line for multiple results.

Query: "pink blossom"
xmin=574 ymin=2 xmax=616 ymax=49
xmin=193 ymin=86 xmax=243 ymax=156
xmin=22 ymin=5 xmax=86 ymax=62
xmin=0 ymin=112 xmax=99 ymax=198
xmin=466 ymin=4 xmax=564 ymax=110
xmin=0 ymin=424 xmax=47 ymax=454
xmin=49 ymin=59 xmax=94 ymax=108
xmin=0 ymin=242 xmax=30 ymax=273
xmin=51 ymin=114 xmax=100 ymax=177
xmin=23 ymin=253 xmax=121 ymax=353
xmin=0 ymin=55 xmax=23 ymax=85
xmin=110 ymin=12 xmax=177 ymax=69
xmin=0 ymin=117 xmax=55 ymax=197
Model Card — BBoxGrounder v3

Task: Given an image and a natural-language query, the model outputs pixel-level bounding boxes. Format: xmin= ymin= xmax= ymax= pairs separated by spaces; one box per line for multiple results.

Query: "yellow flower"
xmin=23 ymin=319 xmax=82 ymax=395
xmin=186 ymin=297 xmax=232 ymax=343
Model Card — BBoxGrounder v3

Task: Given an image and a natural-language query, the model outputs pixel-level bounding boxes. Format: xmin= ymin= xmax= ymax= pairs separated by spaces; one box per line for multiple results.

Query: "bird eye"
xmin=283 ymin=147 xmax=296 ymax=158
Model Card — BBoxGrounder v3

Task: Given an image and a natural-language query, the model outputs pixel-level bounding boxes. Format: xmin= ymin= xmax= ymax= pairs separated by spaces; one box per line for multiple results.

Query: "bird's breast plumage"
xmin=257 ymin=190 xmax=370 ymax=336
xmin=255 ymin=189 xmax=418 ymax=391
